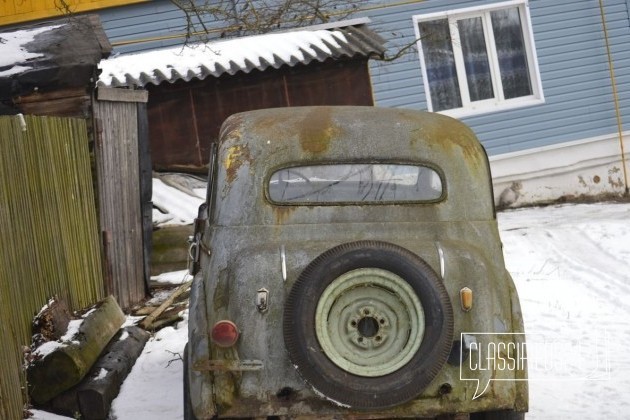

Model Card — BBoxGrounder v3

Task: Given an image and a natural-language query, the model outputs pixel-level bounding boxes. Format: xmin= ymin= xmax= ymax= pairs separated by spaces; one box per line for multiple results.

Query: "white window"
xmin=413 ymin=0 xmax=543 ymax=118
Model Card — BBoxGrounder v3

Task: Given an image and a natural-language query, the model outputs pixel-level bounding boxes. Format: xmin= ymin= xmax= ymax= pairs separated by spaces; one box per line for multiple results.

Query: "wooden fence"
xmin=0 ymin=115 xmax=104 ymax=417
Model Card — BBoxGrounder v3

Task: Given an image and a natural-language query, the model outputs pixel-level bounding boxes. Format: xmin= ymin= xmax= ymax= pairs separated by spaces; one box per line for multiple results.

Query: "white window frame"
xmin=412 ymin=0 xmax=544 ymax=118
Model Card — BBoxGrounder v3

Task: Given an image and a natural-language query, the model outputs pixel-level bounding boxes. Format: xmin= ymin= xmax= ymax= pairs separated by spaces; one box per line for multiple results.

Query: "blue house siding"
xmin=96 ymin=0 xmax=630 ymax=157
xmin=100 ymin=1 xmax=222 ymax=53
xmin=352 ymin=1 xmax=430 ymax=109
xmin=365 ymin=0 xmax=630 ymax=155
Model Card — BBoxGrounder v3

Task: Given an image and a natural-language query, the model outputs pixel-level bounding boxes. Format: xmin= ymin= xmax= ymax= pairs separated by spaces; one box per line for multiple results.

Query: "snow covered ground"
xmin=152 ymin=174 xmax=205 ymax=227
xmin=32 ymin=201 xmax=630 ymax=419
xmin=499 ymin=202 xmax=630 ymax=419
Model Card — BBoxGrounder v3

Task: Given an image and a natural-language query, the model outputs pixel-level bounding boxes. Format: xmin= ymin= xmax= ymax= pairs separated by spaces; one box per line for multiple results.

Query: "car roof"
xmin=220 ymin=106 xmax=486 ymax=166
xmin=214 ymin=106 xmax=495 ymax=225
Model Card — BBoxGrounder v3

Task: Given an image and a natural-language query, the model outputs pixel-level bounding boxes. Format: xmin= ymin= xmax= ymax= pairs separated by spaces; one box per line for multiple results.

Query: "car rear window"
xmin=268 ymin=164 xmax=444 ymax=204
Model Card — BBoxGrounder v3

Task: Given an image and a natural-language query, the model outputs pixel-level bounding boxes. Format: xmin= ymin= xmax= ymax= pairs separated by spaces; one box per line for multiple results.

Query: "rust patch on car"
xmin=251 ymin=114 xmax=283 ymax=135
xmin=273 ymin=206 xmax=297 ymax=225
xmin=299 ymin=107 xmax=339 ymax=154
xmin=219 ymin=114 xmax=244 ymax=140
xmin=224 ymin=144 xmax=252 ymax=186
xmin=406 ymin=113 xmax=483 ymax=167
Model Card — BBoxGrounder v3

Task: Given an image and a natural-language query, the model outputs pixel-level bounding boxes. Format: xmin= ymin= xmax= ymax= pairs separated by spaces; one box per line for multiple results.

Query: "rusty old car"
xmin=185 ymin=106 xmax=528 ymax=419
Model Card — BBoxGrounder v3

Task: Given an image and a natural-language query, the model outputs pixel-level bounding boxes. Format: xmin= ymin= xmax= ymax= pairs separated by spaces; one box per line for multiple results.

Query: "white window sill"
xmin=437 ymin=97 xmax=545 ymax=119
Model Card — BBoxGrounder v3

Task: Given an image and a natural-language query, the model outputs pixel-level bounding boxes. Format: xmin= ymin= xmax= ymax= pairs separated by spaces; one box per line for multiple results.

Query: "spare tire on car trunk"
xmin=283 ymin=240 xmax=454 ymax=410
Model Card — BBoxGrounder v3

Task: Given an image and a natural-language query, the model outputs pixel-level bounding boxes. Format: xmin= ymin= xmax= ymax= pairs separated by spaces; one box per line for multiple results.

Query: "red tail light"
xmin=210 ymin=320 xmax=239 ymax=347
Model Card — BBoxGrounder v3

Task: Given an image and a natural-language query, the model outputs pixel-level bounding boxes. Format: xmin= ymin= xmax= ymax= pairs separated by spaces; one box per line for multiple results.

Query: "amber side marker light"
xmin=460 ymin=287 xmax=473 ymax=312
xmin=211 ymin=320 xmax=240 ymax=347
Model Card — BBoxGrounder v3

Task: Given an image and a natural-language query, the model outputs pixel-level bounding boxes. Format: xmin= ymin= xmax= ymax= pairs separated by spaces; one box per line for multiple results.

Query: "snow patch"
xmin=30 ymin=409 xmax=72 ymax=420
xmin=33 ymin=297 xmax=58 ymax=321
xmin=108 ymin=312 xmax=189 ymax=419
xmin=33 ymin=319 xmax=83 ymax=358
xmin=81 ymin=307 xmax=97 ymax=319
xmin=151 ymin=270 xmax=192 ymax=285
xmin=152 ymin=178 xmax=204 ymax=226
xmin=94 ymin=368 xmax=108 ymax=380
xmin=311 ymin=386 xmax=351 ymax=409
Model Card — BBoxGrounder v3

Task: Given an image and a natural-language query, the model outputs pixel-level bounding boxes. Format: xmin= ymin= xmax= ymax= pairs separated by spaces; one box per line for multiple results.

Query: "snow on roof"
xmin=0 ymin=16 xmax=110 ymax=102
xmin=97 ymin=24 xmax=385 ymax=88
xmin=0 ymin=25 xmax=62 ymax=77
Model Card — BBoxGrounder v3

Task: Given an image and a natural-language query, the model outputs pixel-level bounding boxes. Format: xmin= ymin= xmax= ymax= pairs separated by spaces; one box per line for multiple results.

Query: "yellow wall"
xmin=0 ymin=0 xmax=147 ymax=26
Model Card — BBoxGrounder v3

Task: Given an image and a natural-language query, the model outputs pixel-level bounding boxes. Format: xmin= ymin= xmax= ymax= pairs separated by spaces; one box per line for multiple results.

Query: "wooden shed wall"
xmin=0 ymin=115 xmax=104 ymax=417
xmin=148 ymin=57 xmax=374 ymax=171
xmin=11 ymin=87 xmax=93 ymax=119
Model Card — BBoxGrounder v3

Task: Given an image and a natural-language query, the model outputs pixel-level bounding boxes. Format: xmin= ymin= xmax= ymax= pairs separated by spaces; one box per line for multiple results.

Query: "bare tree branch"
xmin=377 ymin=35 xmax=426 ymax=62
xmin=170 ymin=1 xmax=426 ymax=62
xmin=169 ymin=0 xmax=357 ymax=45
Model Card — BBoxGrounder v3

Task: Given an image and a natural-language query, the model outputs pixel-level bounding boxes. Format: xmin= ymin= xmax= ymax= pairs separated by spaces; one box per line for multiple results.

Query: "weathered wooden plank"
xmin=97 ymin=87 xmax=148 ymax=103
xmin=13 ymin=87 xmax=89 ymax=103
xmin=13 ymin=95 xmax=92 ymax=118
xmin=139 ymin=280 xmax=191 ymax=330
xmin=138 ymin=102 xmax=152 ymax=296
xmin=93 ymin=99 xmax=147 ymax=309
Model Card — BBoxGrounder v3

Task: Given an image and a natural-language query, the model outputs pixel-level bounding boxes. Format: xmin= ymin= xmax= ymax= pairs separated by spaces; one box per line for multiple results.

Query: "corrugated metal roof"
xmin=97 ymin=22 xmax=385 ymax=88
